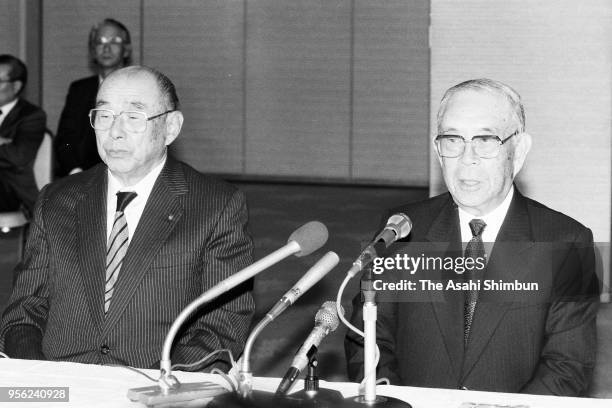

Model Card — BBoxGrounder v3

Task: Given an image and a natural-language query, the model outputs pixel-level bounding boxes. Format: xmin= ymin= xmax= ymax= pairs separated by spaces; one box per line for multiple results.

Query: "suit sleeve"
xmin=521 ymin=228 xmax=600 ymax=396
xmin=0 ymin=107 xmax=46 ymax=169
xmin=170 ymin=189 xmax=255 ymax=370
xmin=54 ymin=82 xmax=86 ymax=175
xmin=0 ymin=184 xmax=51 ymax=359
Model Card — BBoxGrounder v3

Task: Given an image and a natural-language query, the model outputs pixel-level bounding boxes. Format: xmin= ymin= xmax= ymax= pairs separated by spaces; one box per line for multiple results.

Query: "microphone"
xmin=267 ymin=252 xmax=340 ymax=320
xmin=276 ymin=301 xmax=343 ymax=396
xmin=237 ymin=252 xmax=340 ymax=397
xmin=348 ymin=213 xmax=412 ymax=277
xmin=373 ymin=213 xmax=412 ymax=246
xmin=128 ymin=221 xmax=328 ymax=406
xmin=289 ymin=221 xmax=329 ymax=257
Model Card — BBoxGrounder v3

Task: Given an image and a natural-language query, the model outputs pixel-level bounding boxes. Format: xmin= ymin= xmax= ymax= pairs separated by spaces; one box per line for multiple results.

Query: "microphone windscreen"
xmin=315 ymin=301 xmax=343 ymax=332
xmin=288 ymin=221 xmax=328 ymax=257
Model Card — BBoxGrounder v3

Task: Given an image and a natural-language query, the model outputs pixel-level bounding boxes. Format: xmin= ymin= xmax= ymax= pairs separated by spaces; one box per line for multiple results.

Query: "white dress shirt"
xmin=105 ymin=156 xmax=167 ymax=243
xmin=0 ymin=98 xmax=18 ymax=128
xmin=458 ymin=187 xmax=514 ymax=246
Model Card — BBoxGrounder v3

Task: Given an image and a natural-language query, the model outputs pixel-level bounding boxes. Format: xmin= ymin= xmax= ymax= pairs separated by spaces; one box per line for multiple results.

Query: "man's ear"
xmin=432 ymin=138 xmax=444 ymax=167
xmin=512 ymin=131 xmax=532 ymax=177
xmin=123 ymin=44 xmax=132 ymax=59
xmin=164 ymin=111 xmax=184 ymax=146
xmin=12 ymin=80 xmax=23 ymax=95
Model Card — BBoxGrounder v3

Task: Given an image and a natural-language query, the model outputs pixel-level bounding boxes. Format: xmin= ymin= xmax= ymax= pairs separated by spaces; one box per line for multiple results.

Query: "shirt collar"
xmin=0 ymin=98 xmax=19 ymax=117
xmin=107 ymin=155 xmax=167 ymax=199
xmin=457 ymin=186 xmax=514 ymax=242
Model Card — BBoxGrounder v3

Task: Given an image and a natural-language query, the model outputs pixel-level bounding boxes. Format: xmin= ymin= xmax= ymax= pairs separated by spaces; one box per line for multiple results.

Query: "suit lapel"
xmin=0 ymin=99 xmax=24 ymax=134
xmin=424 ymin=195 xmax=465 ymax=379
xmin=102 ymin=159 xmax=187 ymax=333
xmin=76 ymin=166 xmax=108 ymax=332
xmin=461 ymin=190 xmax=535 ymax=380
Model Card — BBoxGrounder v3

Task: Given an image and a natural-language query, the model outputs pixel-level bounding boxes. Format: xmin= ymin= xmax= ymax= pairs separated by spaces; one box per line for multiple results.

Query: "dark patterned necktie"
xmin=104 ymin=191 xmax=137 ymax=314
xmin=464 ymin=218 xmax=486 ymax=345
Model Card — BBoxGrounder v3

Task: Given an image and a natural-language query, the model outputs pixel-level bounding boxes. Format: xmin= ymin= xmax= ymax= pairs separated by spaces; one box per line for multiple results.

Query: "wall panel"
xmin=352 ymin=0 xmax=429 ymax=185
xmin=143 ymin=0 xmax=245 ymax=173
xmin=0 ymin=0 xmax=21 ymax=57
xmin=245 ymin=0 xmax=352 ymax=178
xmin=42 ymin=0 xmax=141 ymax=136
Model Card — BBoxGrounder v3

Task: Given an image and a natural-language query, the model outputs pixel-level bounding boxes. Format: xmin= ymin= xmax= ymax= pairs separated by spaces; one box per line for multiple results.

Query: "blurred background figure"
xmin=54 ymin=18 xmax=132 ymax=177
xmin=0 ymin=54 xmax=46 ymax=216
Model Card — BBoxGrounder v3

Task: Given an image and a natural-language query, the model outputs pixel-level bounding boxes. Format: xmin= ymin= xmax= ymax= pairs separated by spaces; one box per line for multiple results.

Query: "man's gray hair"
xmin=437 ymin=78 xmax=525 ymax=133
xmin=109 ymin=65 xmax=180 ymax=111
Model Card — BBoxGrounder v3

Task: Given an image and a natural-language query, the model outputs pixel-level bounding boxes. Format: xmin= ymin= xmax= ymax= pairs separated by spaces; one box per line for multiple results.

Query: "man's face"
xmin=95 ymin=72 xmax=176 ymax=185
xmin=437 ymin=89 xmax=525 ymax=216
xmin=93 ymin=24 xmax=130 ymax=70
xmin=0 ymin=64 xmax=20 ymax=106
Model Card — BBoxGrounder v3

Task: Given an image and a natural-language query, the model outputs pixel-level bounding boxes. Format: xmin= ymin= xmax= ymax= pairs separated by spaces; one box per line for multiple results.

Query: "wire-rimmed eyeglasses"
xmin=89 ymin=109 xmax=174 ymax=133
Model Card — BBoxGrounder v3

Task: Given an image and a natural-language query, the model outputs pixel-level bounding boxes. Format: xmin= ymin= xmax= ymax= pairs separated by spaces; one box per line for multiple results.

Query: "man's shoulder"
xmin=169 ymin=160 xmax=240 ymax=201
xmin=15 ymin=98 xmax=46 ymax=119
xmin=68 ymin=76 xmax=98 ymax=94
xmin=520 ymin=193 xmax=592 ymax=239
xmin=391 ymin=192 xmax=453 ymax=220
xmin=41 ymin=164 xmax=103 ymax=202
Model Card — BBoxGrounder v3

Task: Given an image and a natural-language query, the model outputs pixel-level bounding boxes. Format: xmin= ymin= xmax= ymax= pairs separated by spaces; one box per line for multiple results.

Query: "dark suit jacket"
xmin=0 ymin=98 xmax=46 ymax=212
xmin=0 ymin=157 xmax=255 ymax=370
xmin=345 ymin=189 xmax=599 ymax=396
xmin=54 ymin=75 xmax=100 ymax=176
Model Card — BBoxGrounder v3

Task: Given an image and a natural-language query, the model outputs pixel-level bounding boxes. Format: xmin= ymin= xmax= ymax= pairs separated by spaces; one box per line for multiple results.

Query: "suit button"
xmin=100 ymin=345 xmax=110 ymax=355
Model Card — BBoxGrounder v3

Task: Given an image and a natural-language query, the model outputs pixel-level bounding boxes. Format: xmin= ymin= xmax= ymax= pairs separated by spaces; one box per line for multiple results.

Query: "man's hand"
xmin=0 ymin=137 xmax=11 ymax=145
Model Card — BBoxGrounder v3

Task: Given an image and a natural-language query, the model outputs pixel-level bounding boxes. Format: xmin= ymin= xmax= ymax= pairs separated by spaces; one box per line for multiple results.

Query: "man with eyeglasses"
xmin=346 ymin=79 xmax=599 ymax=396
xmin=54 ymin=18 xmax=132 ymax=177
xmin=1 ymin=66 xmax=255 ymax=372
xmin=0 ymin=54 xmax=47 ymax=216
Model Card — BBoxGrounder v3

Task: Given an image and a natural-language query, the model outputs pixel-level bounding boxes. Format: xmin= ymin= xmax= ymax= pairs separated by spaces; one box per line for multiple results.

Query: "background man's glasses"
xmin=434 ymin=130 xmax=518 ymax=159
xmin=89 ymin=109 xmax=174 ymax=133
xmin=94 ymin=36 xmax=125 ymax=47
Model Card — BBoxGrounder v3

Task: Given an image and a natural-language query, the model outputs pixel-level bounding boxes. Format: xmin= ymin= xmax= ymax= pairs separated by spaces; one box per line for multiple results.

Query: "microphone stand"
xmin=285 ymin=347 xmax=344 ymax=407
xmin=343 ymin=268 xmax=411 ymax=408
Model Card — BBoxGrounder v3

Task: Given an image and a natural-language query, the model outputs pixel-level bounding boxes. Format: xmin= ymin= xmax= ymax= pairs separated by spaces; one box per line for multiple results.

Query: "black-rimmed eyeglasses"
xmin=434 ymin=130 xmax=518 ymax=159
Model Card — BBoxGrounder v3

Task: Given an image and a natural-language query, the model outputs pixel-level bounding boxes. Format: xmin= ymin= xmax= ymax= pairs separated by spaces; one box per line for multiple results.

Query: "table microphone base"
xmin=208 ymin=389 xmax=343 ymax=408
xmin=343 ymin=395 xmax=412 ymax=408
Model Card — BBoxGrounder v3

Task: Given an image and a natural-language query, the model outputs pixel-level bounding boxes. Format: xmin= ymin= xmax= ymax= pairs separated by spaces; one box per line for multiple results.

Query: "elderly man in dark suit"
xmin=54 ymin=18 xmax=132 ymax=177
xmin=0 ymin=54 xmax=46 ymax=215
xmin=345 ymin=79 xmax=599 ymax=396
xmin=1 ymin=66 xmax=254 ymax=371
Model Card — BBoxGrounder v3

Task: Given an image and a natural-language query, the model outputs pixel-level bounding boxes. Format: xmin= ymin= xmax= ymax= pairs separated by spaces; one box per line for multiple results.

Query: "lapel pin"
xmin=168 ymin=214 xmax=174 ymax=221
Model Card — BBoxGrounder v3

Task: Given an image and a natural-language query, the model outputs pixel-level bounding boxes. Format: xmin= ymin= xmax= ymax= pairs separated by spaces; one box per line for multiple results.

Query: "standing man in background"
xmin=54 ymin=18 xmax=132 ymax=177
xmin=0 ymin=54 xmax=47 ymax=216
xmin=1 ymin=66 xmax=254 ymax=370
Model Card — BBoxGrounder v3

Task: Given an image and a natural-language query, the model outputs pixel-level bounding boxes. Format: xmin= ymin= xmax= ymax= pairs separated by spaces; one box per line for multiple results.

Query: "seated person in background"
xmin=0 ymin=54 xmax=47 ymax=216
xmin=345 ymin=78 xmax=600 ymax=396
xmin=54 ymin=18 xmax=132 ymax=177
xmin=1 ymin=66 xmax=254 ymax=371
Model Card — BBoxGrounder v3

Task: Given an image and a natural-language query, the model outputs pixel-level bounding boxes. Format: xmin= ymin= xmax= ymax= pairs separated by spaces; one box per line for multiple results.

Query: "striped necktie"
xmin=464 ymin=218 xmax=486 ymax=345
xmin=104 ymin=191 xmax=137 ymax=314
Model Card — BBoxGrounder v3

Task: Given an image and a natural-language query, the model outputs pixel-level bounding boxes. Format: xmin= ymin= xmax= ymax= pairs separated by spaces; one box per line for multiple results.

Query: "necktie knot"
xmin=469 ymin=218 xmax=486 ymax=238
xmin=115 ymin=191 xmax=137 ymax=213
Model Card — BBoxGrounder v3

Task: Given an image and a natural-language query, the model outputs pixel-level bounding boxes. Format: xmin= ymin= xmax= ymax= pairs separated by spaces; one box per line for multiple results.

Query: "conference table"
xmin=0 ymin=358 xmax=610 ymax=407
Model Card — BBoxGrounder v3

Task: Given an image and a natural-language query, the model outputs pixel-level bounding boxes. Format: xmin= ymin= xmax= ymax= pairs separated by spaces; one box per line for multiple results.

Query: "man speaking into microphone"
xmin=0 ymin=66 xmax=254 ymax=371
xmin=345 ymin=79 xmax=599 ymax=396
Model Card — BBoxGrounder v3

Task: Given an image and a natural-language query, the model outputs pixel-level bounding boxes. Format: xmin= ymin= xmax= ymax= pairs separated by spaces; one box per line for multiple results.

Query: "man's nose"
xmin=460 ymin=140 xmax=480 ymax=164
xmin=109 ymin=116 xmax=125 ymax=139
